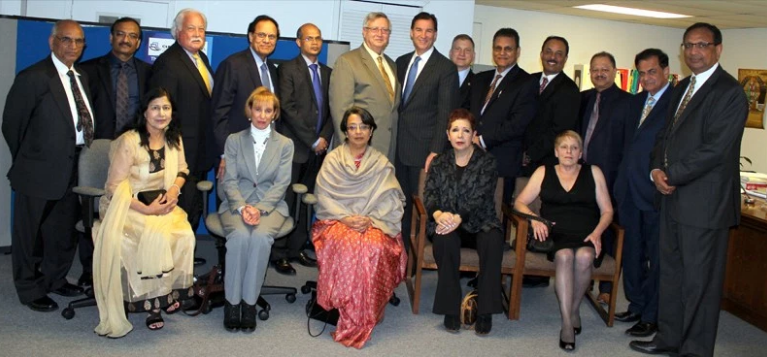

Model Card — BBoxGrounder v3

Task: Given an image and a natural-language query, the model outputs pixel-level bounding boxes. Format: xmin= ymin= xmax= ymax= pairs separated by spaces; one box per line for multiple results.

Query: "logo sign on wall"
xmin=141 ymin=30 xmax=212 ymax=64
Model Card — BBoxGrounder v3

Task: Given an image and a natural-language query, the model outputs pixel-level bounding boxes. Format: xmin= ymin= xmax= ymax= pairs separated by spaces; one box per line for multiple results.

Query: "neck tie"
xmin=483 ymin=74 xmax=502 ymax=108
xmin=403 ymin=56 xmax=421 ymax=103
xmin=67 ymin=70 xmax=94 ymax=146
xmin=193 ymin=53 xmax=212 ymax=94
xmin=260 ymin=62 xmax=272 ymax=92
xmin=539 ymin=76 xmax=549 ymax=94
xmin=115 ymin=63 xmax=130 ymax=133
xmin=638 ymin=96 xmax=656 ymax=128
xmin=583 ymin=91 xmax=601 ymax=161
xmin=377 ymin=56 xmax=395 ymax=101
xmin=309 ymin=63 xmax=324 ymax=135
xmin=673 ymin=76 xmax=696 ymax=126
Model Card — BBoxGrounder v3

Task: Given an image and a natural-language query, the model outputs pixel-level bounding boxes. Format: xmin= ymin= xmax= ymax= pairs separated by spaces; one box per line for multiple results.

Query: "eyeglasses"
xmin=55 ymin=36 xmax=86 ymax=46
xmin=256 ymin=32 xmax=278 ymax=41
xmin=681 ymin=42 xmax=716 ymax=50
xmin=113 ymin=31 xmax=140 ymax=40
xmin=302 ymin=36 xmax=322 ymax=43
xmin=365 ymin=27 xmax=391 ymax=35
xmin=347 ymin=124 xmax=371 ymax=132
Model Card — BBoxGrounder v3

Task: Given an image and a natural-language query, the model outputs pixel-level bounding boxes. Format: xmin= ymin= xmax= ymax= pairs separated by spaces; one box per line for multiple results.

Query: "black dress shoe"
xmin=522 ymin=276 xmax=550 ymax=288
xmin=52 ymin=283 xmax=84 ymax=297
xmin=240 ymin=302 xmax=257 ymax=333
xmin=614 ymin=310 xmax=642 ymax=323
xmin=293 ymin=251 xmax=317 ymax=268
xmin=629 ymin=340 xmax=678 ymax=355
xmin=223 ymin=301 xmax=241 ymax=332
xmin=626 ymin=322 xmax=658 ymax=337
xmin=25 ymin=295 xmax=58 ymax=312
xmin=273 ymin=258 xmax=296 ymax=275
xmin=475 ymin=314 xmax=492 ymax=335
xmin=443 ymin=314 xmax=460 ymax=333
xmin=77 ymin=272 xmax=93 ymax=287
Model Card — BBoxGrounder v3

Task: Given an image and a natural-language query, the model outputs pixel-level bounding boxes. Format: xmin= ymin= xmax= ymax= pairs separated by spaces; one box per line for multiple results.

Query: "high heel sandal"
xmin=146 ymin=310 xmax=164 ymax=331
xmin=559 ymin=329 xmax=575 ymax=352
xmin=574 ymin=325 xmax=582 ymax=335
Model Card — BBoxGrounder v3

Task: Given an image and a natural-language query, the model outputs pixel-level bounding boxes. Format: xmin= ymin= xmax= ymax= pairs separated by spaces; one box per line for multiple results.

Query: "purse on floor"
xmin=137 ymin=189 xmax=166 ymax=205
xmin=460 ymin=289 xmax=478 ymax=329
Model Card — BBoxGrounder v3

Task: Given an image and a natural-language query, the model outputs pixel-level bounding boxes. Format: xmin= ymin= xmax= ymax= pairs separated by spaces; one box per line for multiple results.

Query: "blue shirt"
xmin=108 ymin=53 xmax=140 ymax=122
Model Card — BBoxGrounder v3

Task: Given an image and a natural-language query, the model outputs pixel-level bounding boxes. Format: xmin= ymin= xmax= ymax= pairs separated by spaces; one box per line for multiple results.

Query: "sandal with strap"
xmin=146 ymin=311 xmax=164 ymax=331
xmin=164 ymin=301 xmax=181 ymax=315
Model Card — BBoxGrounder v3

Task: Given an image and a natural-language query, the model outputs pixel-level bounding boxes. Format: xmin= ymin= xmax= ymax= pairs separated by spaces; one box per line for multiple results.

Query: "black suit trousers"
xmin=618 ymin=199 xmax=660 ymax=323
xmin=432 ymin=228 xmax=504 ymax=316
xmin=395 ymin=161 xmax=421 ymax=252
xmin=653 ymin=207 xmax=729 ymax=357
xmin=12 ymin=156 xmax=80 ymax=303
xmin=179 ymin=170 xmax=206 ymax=231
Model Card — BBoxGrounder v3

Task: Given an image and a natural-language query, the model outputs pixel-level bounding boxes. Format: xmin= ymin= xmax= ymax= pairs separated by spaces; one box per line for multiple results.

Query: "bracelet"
xmin=171 ymin=184 xmax=181 ymax=194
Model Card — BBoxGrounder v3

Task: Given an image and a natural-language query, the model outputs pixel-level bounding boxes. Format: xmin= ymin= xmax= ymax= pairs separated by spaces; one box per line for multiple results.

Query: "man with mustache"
xmin=517 ymin=36 xmax=580 ymax=289
xmin=449 ymin=34 xmax=475 ymax=110
xmin=151 ymin=8 xmax=215 ymax=245
xmin=578 ymin=51 xmax=631 ymax=304
xmin=79 ymin=17 xmax=152 ymax=286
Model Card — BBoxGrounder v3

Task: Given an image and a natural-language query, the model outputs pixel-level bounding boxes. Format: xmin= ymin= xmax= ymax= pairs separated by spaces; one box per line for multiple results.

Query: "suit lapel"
xmin=136 ymin=59 xmax=149 ymax=102
xmin=670 ymin=67 xmax=721 ymax=134
xmin=240 ymin=130 xmax=259 ymax=182
xmin=173 ymin=44 xmax=211 ymax=98
xmin=297 ymin=57 xmax=317 ymax=105
xmin=407 ymin=50 xmax=440 ymax=104
xmin=45 ymin=59 xmax=76 ymax=132
xmin=486 ymin=66 xmax=519 ymax=109
xmin=359 ymin=47 xmax=393 ymax=105
xmin=97 ymin=56 xmax=115 ymax=105
xmin=321 ymin=64 xmax=331 ymax=113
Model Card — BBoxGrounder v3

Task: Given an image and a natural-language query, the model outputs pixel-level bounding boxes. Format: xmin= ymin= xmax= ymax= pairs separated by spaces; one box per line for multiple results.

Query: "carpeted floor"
xmin=0 ymin=237 xmax=764 ymax=357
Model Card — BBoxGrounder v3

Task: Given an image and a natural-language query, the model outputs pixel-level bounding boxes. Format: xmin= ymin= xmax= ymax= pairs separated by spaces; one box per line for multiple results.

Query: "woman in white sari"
xmin=93 ymin=88 xmax=195 ymax=338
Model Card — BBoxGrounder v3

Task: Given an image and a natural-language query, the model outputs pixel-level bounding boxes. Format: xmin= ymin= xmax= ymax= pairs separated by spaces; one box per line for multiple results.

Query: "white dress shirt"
xmin=51 ymin=53 xmax=94 ymax=146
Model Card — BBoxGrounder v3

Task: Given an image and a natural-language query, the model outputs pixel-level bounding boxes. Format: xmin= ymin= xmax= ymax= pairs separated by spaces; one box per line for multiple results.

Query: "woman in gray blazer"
xmin=219 ymin=87 xmax=294 ymax=333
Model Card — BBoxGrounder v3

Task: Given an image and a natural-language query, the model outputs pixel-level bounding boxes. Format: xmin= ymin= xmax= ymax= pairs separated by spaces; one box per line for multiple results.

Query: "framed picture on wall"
xmin=738 ymin=69 xmax=767 ymax=129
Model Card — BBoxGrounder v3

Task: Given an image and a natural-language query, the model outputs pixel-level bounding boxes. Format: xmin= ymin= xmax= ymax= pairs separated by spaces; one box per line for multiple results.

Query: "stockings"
xmin=554 ymin=247 xmax=594 ymax=343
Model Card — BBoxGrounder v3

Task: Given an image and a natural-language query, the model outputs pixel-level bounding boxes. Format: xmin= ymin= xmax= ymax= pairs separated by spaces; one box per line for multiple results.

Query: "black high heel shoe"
xmin=574 ymin=325 xmax=582 ymax=335
xmin=559 ymin=329 xmax=576 ymax=352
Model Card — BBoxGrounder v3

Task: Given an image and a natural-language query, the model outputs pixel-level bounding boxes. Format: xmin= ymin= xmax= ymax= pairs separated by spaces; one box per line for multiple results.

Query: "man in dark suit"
xmin=469 ymin=28 xmax=537 ymax=204
xmin=395 ymin=12 xmax=458 ymax=250
xmin=2 ymin=20 xmax=90 ymax=312
xmin=78 ymin=17 xmax=151 ymax=287
xmin=631 ymin=23 xmax=748 ymax=357
xmin=613 ymin=49 xmax=673 ymax=338
xmin=449 ymin=34 xmax=475 ymax=110
xmin=275 ymin=23 xmax=329 ymax=274
xmin=151 ymin=8 xmax=215 ymax=236
xmin=578 ymin=51 xmax=631 ymax=302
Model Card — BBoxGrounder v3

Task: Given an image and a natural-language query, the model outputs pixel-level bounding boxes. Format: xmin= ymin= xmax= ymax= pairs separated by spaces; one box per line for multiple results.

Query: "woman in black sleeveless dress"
xmin=514 ymin=130 xmax=614 ymax=351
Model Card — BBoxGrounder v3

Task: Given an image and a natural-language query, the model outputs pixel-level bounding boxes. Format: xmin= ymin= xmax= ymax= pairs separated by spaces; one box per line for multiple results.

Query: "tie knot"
xmin=192 ymin=53 xmax=200 ymax=60
xmin=67 ymin=70 xmax=75 ymax=78
xmin=261 ymin=62 xmax=268 ymax=71
xmin=378 ymin=56 xmax=384 ymax=64
xmin=648 ymin=97 xmax=656 ymax=105
xmin=309 ymin=63 xmax=318 ymax=71
xmin=414 ymin=56 xmax=421 ymax=63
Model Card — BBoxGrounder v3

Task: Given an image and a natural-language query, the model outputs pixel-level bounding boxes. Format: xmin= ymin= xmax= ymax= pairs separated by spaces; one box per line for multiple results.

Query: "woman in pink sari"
xmin=312 ymin=107 xmax=406 ymax=348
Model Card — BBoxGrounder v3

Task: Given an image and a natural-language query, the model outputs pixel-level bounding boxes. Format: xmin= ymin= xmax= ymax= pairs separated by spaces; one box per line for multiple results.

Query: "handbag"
xmin=460 ymin=289 xmax=478 ymax=329
xmin=512 ymin=209 xmax=555 ymax=253
xmin=137 ymin=189 xmax=166 ymax=205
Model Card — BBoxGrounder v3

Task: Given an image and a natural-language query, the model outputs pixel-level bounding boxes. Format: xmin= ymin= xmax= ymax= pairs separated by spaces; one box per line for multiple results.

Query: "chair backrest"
xmin=78 ymin=139 xmax=112 ymax=192
xmin=513 ymin=176 xmax=541 ymax=215
xmin=417 ymin=169 xmax=504 ymax=221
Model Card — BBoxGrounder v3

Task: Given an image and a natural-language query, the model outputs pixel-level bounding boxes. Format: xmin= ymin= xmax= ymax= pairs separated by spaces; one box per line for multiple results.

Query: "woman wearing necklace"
xmin=93 ymin=88 xmax=195 ymax=338
xmin=312 ymin=107 xmax=406 ymax=349
xmin=218 ymin=87 xmax=294 ymax=333
xmin=514 ymin=130 xmax=613 ymax=351
xmin=423 ymin=109 xmax=504 ymax=335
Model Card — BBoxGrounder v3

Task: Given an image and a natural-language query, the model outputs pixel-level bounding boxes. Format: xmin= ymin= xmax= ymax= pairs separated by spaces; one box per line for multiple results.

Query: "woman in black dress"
xmin=514 ymin=130 xmax=613 ymax=351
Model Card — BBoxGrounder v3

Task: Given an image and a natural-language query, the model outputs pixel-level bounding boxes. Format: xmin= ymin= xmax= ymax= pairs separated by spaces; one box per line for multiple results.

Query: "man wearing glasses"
xmin=329 ymin=12 xmax=401 ymax=161
xmin=3 ymin=20 xmax=92 ymax=312
xmin=273 ymin=23 xmax=331 ymax=274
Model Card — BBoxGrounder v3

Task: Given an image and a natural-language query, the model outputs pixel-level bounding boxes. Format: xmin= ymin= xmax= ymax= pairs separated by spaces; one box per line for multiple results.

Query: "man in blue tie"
xmin=275 ymin=23 xmax=332 ymax=272
xmin=395 ymin=12 xmax=458 ymax=249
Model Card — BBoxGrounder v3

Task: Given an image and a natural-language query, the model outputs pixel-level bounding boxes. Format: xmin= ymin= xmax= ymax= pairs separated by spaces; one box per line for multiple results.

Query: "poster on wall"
xmin=573 ymin=64 xmax=583 ymax=90
xmin=142 ymin=30 xmax=211 ymax=64
xmin=738 ymin=69 xmax=767 ymax=129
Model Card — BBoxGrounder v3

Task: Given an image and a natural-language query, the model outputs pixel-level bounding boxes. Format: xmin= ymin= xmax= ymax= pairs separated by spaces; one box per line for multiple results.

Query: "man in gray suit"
xmin=395 ymin=12 xmax=458 ymax=249
xmin=329 ymin=12 xmax=401 ymax=160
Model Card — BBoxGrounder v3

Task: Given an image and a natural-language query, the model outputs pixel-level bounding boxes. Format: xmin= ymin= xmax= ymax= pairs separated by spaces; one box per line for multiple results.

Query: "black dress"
xmin=540 ymin=164 xmax=600 ymax=261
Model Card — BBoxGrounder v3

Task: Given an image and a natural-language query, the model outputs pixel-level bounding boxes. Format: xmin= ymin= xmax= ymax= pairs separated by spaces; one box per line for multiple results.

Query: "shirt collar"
xmin=496 ymin=64 xmax=515 ymax=78
xmin=51 ymin=53 xmax=78 ymax=76
xmin=363 ymin=42 xmax=385 ymax=62
xmin=690 ymin=63 xmax=718 ymax=88
xmin=250 ymin=47 xmax=268 ymax=68
xmin=301 ymin=54 xmax=319 ymax=67
xmin=648 ymin=82 xmax=670 ymax=101
xmin=541 ymin=72 xmax=560 ymax=83
xmin=412 ymin=46 xmax=434 ymax=64
xmin=108 ymin=52 xmax=135 ymax=68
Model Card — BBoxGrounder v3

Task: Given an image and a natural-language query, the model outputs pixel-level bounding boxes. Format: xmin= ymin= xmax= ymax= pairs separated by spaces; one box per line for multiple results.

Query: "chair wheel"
xmin=301 ymin=285 xmax=312 ymax=294
xmin=389 ymin=295 xmax=400 ymax=306
xmin=258 ymin=309 xmax=269 ymax=321
xmin=201 ymin=300 xmax=212 ymax=314
xmin=62 ymin=308 xmax=75 ymax=320
xmin=286 ymin=294 xmax=296 ymax=303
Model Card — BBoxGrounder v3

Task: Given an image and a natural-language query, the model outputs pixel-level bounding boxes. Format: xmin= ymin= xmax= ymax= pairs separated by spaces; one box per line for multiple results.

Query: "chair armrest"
xmin=292 ymin=183 xmax=308 ymax=194
xmin=502 ymin=203 xmax=529 ymax=256
xmin=73 ymin=186 xmax=105 ymax=230
xmin=73 ymin=186 xmax=106 ymax=198
xmin=197 ymin=180 xmax=214 ymax=192
xmin=412 ymin=196 xmax=428 ymax=251
xmin=302 ymin=193 xmax=317 ymax=205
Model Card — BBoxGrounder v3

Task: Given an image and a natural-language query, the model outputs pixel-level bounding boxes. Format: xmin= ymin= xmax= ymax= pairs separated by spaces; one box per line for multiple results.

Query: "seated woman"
xmin=219 ymin=87 xmax=293 ymax=333
xmin=93 ymin=88 xmax=195 ymax=338
xmin=312 ymin=107 xmax=406 ymax=349
xmin=423 ymin=109 xmax=504 ymax=335
xmin=514 ymin=130 xmax=613 ymax=351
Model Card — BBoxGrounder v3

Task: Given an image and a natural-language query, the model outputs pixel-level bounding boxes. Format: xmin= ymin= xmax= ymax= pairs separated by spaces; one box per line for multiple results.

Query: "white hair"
xmin=363 ymin=12 xmax=389 ymax=29
xmin=171 ymin=8 xmax=207 ymax=39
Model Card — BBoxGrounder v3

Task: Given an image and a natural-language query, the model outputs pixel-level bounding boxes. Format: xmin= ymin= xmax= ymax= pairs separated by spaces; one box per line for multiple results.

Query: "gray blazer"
xmin=329 ymin=45 xmax=401 ymax=161
xmin=219 ymin=127 xmax=294 ymax=217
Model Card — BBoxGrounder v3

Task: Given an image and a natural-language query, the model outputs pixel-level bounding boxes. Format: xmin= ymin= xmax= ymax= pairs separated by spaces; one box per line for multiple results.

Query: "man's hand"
xmin=314 ymin=137 xmax=328 ymax=154
xmin=217 ymin=158 xmax=226 ymax=180
xmin=424 ymin=152 xmax=437 ymax=173
xmin=651 ymin=169 xmax=676 ymax=195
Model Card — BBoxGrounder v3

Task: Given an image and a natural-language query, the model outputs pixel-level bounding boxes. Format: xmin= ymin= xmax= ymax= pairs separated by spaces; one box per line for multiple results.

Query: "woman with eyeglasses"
xmin=312 ymin=106 xmax=406 ymax=349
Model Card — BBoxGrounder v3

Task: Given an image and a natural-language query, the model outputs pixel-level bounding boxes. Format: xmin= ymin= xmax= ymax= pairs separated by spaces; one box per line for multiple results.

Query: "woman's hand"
xmin=143 ymin=194 xmax=173 ymax=216
xmin=530 ymin=220 xmax=550 ymax=242
xmin=584 ymin=233 xmax=602 ymax=257
xmin=241 ymin=205 xmax=261 ymax=226
xmin=340 ymin=215 xmax=371 ymax=233
xmin=435 ymin=212 xmax=462 ymax=235
xmin=165 ymin=186 xmax=180 ymax=209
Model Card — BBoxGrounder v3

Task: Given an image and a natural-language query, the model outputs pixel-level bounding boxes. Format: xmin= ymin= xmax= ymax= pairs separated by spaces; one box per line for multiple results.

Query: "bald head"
xmin=49 ymin=20 xmax=85 ymax=67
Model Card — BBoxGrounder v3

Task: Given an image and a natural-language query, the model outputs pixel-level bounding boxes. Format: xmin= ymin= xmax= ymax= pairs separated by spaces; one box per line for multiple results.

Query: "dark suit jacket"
xmin=523 ymin=72 xmax=580 ymax=176
xmin=212 ymin=49 xmax=279 ymax=155
xmin=578 ymin=84 xmax=631 ymax=189
xmin=2 ymin=56 xmax=94 ymax=199
xmin=150 ymin=42 xmax=215 ymax=172
xmin=395 ymin=49 xmax=458 ymax=166
xmin=650 ymin=65 xmax=748 ymax=229
xmin=614 ymin=87 xmax=672 ymax=211
xmin=459 ymin=69 xmax=474 ymax=110
xmin=80 ymin=53 xmax=152 ymax=139
xmin=276 ymin=55 xmax=331 ymax=164
xmin=469 ymin=66 xmax=537 ymax=177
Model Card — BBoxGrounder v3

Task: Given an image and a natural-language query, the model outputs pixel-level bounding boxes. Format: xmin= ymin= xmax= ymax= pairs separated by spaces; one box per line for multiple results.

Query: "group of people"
xmin=1 ymin=6 xmax=748 ymax=356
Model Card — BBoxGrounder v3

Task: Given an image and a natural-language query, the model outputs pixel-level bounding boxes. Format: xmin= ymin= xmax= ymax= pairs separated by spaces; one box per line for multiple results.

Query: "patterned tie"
xmin=482 ymin=74 xmax=502 ymax=114
xmin=193 ymin=53 xmax=211 ymax=94
xmin=638 ymin=96 xmax=656 ymax=128
xmin=583 ymin=91 xmax=601 ymax=161
xmin=309 ymin=64 xmax=324 ymax=135
xmin=402 ymin=56 xmax=421 ymax=103
xmin=260 ymin=62 xmax=272 ymax=92
xmin=67 ymin=70 xmax=94 ymax=146
xmin=377 ymin=56 xmax=395 ymax=101
xmin=115 ymin=63 xmax=130 ymax=133
xmin=672 ymin=76 xmax=696 ymax=127
xmin=539 ymin=76 xmax=549 ymax=94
